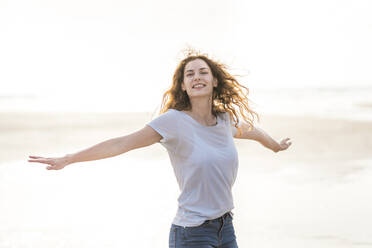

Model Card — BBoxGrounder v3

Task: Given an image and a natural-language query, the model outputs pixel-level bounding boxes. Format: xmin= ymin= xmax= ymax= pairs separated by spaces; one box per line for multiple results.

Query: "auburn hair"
xmin=157 ymin=50 xmax=259 ymax=135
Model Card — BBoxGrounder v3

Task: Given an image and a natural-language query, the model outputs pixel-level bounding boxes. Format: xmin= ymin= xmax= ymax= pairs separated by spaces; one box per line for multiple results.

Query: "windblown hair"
xmin=158 ymin=50 xmax=259 ymax=135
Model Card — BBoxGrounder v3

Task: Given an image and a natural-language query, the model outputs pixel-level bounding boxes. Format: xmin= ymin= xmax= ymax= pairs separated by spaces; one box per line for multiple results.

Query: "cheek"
xmin=206 ymin=76 xmax=214 ymax=85
xmin=183 ymin=78 xmax=193 ymax=88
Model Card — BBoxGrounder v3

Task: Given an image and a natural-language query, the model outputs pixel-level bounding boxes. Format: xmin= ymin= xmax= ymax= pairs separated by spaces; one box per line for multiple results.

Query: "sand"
xmin=1 ymin=112 xmax=371 ymax=247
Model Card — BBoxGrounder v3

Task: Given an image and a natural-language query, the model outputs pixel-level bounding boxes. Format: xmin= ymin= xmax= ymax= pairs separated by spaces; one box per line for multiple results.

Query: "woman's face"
xmin=181 ymin=58 xmax=217 ymax=98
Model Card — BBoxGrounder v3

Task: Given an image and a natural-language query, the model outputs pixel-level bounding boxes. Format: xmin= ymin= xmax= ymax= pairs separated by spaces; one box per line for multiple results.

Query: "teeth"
xmin=193 ymin=84 xmax=205 ymax=88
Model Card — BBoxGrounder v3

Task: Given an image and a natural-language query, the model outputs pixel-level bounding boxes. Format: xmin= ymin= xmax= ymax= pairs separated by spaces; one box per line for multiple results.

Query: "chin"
xmin=189 ymin=92 xmax=212 ymax=98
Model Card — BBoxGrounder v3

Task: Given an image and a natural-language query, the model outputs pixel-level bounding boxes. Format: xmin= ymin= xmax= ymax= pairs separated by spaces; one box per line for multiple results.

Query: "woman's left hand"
xmin=277 ymin=138 xmax=292 ymax=152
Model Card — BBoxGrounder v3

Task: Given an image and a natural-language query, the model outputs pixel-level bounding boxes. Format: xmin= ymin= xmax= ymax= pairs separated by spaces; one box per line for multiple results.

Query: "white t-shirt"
xmin=146 ymin=109 xmax=239 ymax=227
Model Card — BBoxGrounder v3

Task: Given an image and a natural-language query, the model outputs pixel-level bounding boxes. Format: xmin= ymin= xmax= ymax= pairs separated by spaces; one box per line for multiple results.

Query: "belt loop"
xmin=218 ymin=213 xmax=226 ymax=240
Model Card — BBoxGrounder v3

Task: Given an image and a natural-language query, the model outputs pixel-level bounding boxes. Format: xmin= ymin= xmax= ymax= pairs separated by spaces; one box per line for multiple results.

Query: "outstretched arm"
xmin=28 ymin=125 xmax=162 ymax=170
xmin=233 ymin=122 xmax=292 ymax=153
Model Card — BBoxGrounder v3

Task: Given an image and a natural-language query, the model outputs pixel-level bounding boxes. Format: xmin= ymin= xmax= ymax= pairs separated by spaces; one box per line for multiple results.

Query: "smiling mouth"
xmin=192 ymin=83 xmax=206 ymax=89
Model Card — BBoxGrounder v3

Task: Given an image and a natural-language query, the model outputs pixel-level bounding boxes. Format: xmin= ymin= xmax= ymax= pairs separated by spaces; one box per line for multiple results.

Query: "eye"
xmin=201 ymin=72 xmax=208 ymax=74
xmin=186 ymin=73 xmax=193 ymax=77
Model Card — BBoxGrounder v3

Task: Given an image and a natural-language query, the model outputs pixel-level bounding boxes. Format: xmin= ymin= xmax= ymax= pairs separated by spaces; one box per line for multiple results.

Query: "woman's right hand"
xmin=28 ymin=155 xmax=71 ymax=170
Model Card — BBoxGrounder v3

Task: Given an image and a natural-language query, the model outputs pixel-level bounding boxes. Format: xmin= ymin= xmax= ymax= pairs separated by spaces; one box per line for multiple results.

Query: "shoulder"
xmin=167 ymin=108 xmax=179 ymax=114
xmin=162 ymin=108 xmax=179 ymax=118
xmin=217 ymin=111 xmax=231 ymax=123
xmin=150 ymin=108 xmax=179 ymax=123
xmin=156 ymin=108 xmax=178 ymax=116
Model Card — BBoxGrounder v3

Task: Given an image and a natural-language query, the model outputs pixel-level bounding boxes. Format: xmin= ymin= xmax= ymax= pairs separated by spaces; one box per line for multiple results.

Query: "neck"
xmin=187 ymin=95 xmax=215 ymax=121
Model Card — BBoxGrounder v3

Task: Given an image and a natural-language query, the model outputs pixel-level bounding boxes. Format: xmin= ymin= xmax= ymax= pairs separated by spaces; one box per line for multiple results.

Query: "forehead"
xmin=184 ymin=58 xmax=210 ymax=71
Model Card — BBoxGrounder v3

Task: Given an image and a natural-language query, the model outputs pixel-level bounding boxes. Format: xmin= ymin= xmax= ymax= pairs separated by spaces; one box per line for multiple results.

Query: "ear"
xmin=181 ymin=82 xmax=185 ymax=91
xmin=213 ymin=78 xmax=218 ymax=88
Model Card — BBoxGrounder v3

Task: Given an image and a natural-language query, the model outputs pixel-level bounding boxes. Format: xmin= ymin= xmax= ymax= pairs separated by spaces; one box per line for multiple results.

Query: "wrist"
xmin=272 ymin=142 xmax=281 ymax=153
xmin=63 ymin=154 xmax=74 ymax=165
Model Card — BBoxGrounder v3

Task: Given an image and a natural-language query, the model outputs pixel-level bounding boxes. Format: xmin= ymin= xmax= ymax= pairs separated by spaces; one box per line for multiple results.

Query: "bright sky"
xmin=1 ymin=0 xmax=371 ymax=111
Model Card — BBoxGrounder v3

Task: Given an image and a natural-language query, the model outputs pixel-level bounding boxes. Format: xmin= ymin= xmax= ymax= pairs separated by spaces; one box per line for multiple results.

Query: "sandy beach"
xmin=1 ymin=112 xmax=372 ymax=247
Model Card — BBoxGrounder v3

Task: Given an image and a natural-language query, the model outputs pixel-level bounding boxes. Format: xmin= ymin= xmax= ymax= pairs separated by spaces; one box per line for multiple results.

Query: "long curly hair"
xmin=157 ymin=50 xmax=259 ymax=135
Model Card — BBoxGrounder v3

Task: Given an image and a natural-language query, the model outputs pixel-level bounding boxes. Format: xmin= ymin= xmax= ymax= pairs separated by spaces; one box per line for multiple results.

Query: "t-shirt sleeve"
xmin=231 ymin=123 xmax=238 ymax=137
xmin=231 ymin=120 xmax=241 ymax=137
xmin=224 ymin=112 xmax=239 ymax=137
xmin=146 ymin=109 xmax=179 ymax=150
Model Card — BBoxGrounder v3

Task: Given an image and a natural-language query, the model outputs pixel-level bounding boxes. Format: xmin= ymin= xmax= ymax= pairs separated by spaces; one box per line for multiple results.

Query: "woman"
xmin=28 ymin=51 xmax=292 ymax=248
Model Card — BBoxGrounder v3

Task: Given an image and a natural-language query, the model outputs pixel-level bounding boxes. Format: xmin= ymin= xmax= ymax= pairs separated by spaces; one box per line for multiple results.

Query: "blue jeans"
xmin=169 ymin=212 xmax=238 ymax=248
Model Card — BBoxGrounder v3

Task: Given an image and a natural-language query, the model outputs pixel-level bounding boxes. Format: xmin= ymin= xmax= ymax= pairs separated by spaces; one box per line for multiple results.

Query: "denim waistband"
xmin=209 ymin=211 xmax=233 ymax=222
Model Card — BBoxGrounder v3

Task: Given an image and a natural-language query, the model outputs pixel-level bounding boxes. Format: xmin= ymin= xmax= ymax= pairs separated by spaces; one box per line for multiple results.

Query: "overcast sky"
xmin=1 ymin=0 xmax=371 ymax=105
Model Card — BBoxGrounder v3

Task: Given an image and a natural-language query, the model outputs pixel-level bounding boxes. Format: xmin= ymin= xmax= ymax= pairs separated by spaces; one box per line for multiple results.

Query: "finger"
xmin=46 ymin=165 xmax=59 ymax=170
xmin=28 ymin=158 xmax=44 ymax=162
xmin=28 ymin=159 xmax=52 ymax=165
xmin=29 ymin=156 xmax=44 ymax=159
xmin=281 ymin=140 xmax=290 ymax=145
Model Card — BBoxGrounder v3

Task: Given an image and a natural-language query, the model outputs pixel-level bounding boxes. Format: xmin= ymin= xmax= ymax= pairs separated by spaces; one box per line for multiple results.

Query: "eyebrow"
xmin=185 ymin=67 xmax=209 ymax=73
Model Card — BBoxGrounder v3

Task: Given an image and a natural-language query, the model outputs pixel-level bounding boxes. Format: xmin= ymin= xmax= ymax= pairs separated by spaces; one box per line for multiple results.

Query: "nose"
xmin=193 ymin=73 xmax=201 ymax=81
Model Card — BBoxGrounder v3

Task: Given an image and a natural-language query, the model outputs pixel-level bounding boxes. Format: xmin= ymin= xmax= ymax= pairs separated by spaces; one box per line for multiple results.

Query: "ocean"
xmin=1 ymin=86 xmax=371 ymax=121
